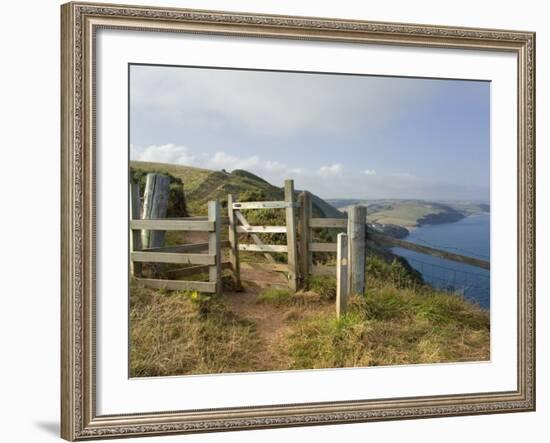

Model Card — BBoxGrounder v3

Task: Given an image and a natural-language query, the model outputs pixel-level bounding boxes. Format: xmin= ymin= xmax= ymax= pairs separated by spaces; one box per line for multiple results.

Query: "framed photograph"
xmin=61 ymin=2 xmax=535 ymax=440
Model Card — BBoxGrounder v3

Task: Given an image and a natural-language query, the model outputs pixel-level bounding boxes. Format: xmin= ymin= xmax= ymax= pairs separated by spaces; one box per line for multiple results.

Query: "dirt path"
xmin=224 ymin=263 xmax=292 ymax=371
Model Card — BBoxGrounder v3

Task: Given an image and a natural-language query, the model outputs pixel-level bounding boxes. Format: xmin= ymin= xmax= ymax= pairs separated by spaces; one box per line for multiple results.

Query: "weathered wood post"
xmin=284 ymin=179 xmax=299 ymax=292
xmin=347 ymin=205 xmax=367 ymax=295
xmin=336 ymin=233 xmax=349 ymax=317
xmin=227 ymin=194 xmax=241 ymax=289
xmin=129 ymin=183 xmax=142 ymax=277
xmin=298 ymin=191 xmax=311 ymax=290
xmin=208 ymin=200 xmax=222 ymax=295
xmin=141 ymin=173 xmax=170 ymax=249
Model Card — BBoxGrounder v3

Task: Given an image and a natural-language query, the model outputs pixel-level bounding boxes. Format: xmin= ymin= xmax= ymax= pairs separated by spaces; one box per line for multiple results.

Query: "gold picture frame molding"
xmin=61 ymin=2 xmax=536 ymax=440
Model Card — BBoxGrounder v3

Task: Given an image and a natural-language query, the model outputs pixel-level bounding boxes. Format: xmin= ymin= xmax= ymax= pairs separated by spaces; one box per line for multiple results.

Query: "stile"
xmin=227 ymin=194 xmax=241 ymax=288
xmin=141 ymin=173 xmax=170 ymax=248
xmin=348 ymin=205 xmax=367 ymax=295
xmin=336 ymin=233 xmax=349 ymax=318
xmin=208 ymin=200 xmax=222 ymax=295
xmin=298 ymin=192 xmax=311 ymax=289
xmin=285 ymin=180 xmax=299 ymax=292
xmin=129 ymin=183 xmax=142 ymax=277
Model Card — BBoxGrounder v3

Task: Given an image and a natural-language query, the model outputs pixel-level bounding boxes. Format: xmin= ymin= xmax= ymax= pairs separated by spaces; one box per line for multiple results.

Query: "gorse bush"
xmin=307 ymin=274 xmax=337 ymax=300
xmin=366 ymin=254 xmax=421 ymax=288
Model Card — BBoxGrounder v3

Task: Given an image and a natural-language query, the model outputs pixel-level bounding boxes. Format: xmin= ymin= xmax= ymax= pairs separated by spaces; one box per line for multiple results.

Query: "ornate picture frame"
xmin=61 ymin=2 xmax=535 ymax=440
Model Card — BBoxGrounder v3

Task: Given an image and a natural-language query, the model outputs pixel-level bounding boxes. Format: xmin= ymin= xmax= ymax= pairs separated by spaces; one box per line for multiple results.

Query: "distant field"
xmin=368 ymin=202 xmax=445 ymax=226
xmin=327 ymin=198 xmax=489 ymax=227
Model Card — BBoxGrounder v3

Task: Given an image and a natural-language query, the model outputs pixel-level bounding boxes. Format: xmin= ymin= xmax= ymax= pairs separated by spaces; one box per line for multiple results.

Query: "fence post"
xmin=348 ymin=205 xmax=367 ymax=295
xmin=284 ymin=179 xmax=298 ymax=292
xmin=336 ymin=233 xmax=349 ymax=317
xmin=298 ymin=191 xmax=311 ymax=289
xmin=227 ymin=194 xmax=241 ymax=289
xmin=129 ymin=183 xmax=142 ymax=277
xmin=208 ymin=200 xmax=222 ymax=295
xmin=142 ymin=173 xmax=170 ymax=249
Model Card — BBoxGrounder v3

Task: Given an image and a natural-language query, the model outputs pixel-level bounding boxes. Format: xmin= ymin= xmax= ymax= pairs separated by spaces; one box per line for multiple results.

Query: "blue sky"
xmin=130 ymin=64 xmax=490 ymax=201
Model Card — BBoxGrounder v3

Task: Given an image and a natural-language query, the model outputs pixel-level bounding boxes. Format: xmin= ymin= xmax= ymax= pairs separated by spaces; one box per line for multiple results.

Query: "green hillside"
xmin=130 ymin=160 xmax=343 ymax=217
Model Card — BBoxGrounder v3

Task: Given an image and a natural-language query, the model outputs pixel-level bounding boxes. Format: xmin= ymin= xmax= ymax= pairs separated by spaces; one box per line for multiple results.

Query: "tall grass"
xmin=284 ymin=265 xmax=489 ymax=369
xmin=130 ymin=286 xmax=261 ymax=377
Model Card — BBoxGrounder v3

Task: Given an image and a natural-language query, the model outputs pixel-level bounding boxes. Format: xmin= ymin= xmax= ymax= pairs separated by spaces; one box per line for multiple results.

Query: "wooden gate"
xmin=227 ymin=179 xmax=299 ymax=291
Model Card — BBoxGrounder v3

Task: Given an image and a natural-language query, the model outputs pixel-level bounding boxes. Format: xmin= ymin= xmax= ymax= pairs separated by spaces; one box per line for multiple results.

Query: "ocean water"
xmin=391 ymin=212 xmax=490 ymax=309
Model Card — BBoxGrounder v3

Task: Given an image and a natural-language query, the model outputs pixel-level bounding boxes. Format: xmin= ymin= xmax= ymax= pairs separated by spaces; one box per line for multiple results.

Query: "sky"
xmin=129 ymin=64 xmax=490 ymax=201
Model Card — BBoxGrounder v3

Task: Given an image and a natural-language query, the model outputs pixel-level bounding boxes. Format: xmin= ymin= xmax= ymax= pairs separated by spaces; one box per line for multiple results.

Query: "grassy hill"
xmin=130 ymin=160 xmax=343 ymax=217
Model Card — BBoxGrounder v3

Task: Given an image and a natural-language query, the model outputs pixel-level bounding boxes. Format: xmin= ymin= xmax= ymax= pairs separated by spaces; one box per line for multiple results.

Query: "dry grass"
xmin=130 ymin=285 xmax=261 ymax=377
xmin=130 ymin=262 xmax=489 ymax=376
xmin=283 ymin=279 xmax=490 ymax=369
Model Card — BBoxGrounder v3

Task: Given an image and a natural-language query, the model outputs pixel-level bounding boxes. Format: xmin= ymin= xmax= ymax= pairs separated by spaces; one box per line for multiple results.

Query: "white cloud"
xmin=130 ymin=143 xmax=488 ymax=200
xmin=131 ymin=143 xmax=306 ymax=181
xmin=317 ymin=163 xmax=344 ymax=177
xmin=131 ymin=143 xmax=199 ymax=165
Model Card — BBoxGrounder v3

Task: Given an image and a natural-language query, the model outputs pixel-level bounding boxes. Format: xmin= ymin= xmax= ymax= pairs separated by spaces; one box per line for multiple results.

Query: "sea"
xmin=391 ymin=212 xmax=490 ymax=309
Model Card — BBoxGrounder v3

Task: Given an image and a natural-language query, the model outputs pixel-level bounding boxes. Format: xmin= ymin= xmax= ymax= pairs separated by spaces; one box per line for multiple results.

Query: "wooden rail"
xmin=133 ymin=278 xmax=216 ymax=293
xmin=309 ymin=218 xmax=347 ymax=228
xmin=232 ymin=201 xmax=298 ymax=210
xmin=130 ymin=219 xmax=214 ymax=231
xmin=131 ymin=251 xmax=215 ymax=265
xmin=163 ymin=262 xmax=232 ymax=279
xmin=238 ymin=244 xmax=288 ymax=253
xmin=141 ymin=240 xmax=230 ymax=254
xmin=368 ymin=232 xmax=490 ymax=270
xmin=236 ymin=225 xmax=287 ymax=234
xmin=309 ymin=242 xmax=337 ymax=252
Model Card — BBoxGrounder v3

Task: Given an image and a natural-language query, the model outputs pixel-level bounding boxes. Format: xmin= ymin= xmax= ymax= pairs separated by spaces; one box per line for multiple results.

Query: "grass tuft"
xmin=256 ymin=288 xmax=293 ymax=305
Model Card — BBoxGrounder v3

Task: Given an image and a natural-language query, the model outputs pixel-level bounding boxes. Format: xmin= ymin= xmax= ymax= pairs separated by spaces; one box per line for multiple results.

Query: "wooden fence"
xmin=131 ymin=177 xmax=491 ymax=318
xmin=296 ymin=191 xmax=490 ymax=316
xmin=228 ymin=179 xmax=299 ymax=291
xmin=129 ymin=183 xmax=228 ymax=294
